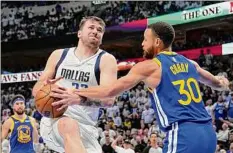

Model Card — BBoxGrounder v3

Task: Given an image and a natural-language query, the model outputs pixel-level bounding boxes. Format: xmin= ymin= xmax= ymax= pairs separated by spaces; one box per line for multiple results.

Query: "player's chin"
xmin=16 ymin=110 xmax=24 ymax=115
xmin=90 ymin=41 xmax=100 ymax=47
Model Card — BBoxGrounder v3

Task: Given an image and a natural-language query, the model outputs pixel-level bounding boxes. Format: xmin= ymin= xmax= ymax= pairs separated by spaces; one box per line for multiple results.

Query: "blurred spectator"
xmin=100 ymin=131 xmax=114 ymax=147
xmin=134 ymin=135 xmax=146 ymax=153
xmin=142 ymin=133 xmax=162 ymax=153
xmin=1 ymin=1 xmax=226 ymax=44
xmin=212 ymin=96 xmax=228 ymax=131
xmin=101 ymin=124 xmax=117 ymax=139
xmin=102 ymin=133 xmax=114 ymax=153
xmin=198 ymin=50 xmax=206 ymax=67
xmin=111 ymin=135 xmax=135 ymax=153
xmin=217 ymin=123 xmax=230 ymax=144
xmin=205 ymin=49 xmax=214 ymax=66
xmin=205 ymin=99 xmax=213 ymax=116
xmin=141 ymin=104 xmax=155 ymax=128
xmin=106 ymin=102 xmax=120 ymax=119
xmin=227 ymin=142 xmax=233 ymax=153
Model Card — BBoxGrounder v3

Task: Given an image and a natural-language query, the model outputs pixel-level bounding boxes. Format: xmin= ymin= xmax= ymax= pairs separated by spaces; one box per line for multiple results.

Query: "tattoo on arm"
xmin=79 ymin=97 xmax=110 ymax=108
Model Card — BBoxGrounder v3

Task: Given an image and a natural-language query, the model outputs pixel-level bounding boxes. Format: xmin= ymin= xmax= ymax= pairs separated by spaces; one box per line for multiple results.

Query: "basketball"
xmin=35 ymin=84 xmax=67 ymax=118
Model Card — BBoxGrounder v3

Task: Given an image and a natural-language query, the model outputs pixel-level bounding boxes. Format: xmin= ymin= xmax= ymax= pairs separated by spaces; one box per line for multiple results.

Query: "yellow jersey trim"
xmin=147 ymin=87 xmax=153 ymax=93
xmin=9 ymin=117 xmax=14 ymax=135
xmin=159 ymin=51 xmax=177 ymax=55
xmin=12 ymin=115 xmax=27 ymax=123
xmin=153 ymin=58 xmax=161 ymax=67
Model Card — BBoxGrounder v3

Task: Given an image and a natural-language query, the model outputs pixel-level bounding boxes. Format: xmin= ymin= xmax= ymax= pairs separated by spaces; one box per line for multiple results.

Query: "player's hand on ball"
xmin=51 ymin=87 xmax=83 ymax=111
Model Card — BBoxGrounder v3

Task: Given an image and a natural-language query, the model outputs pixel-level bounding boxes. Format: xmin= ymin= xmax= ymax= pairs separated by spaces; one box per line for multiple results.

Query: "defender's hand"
xmin=50 ymin=87 xmax=83 ymax=111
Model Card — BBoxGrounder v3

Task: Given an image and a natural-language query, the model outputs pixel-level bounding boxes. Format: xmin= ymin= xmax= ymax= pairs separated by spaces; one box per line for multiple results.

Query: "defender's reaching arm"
xmin=75 ymin=60 xmax=160 ymax=99
xmin=190 ymin=60 xmax=229 ymax=91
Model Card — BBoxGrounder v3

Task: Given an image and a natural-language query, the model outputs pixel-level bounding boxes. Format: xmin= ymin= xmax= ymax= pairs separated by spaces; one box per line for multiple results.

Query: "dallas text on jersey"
xmin=61 ymin=68 xmax=90 ymax=82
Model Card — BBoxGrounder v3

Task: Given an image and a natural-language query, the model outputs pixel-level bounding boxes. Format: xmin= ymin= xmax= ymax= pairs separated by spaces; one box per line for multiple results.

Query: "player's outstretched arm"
xmin=51 ymin=60 xmax=159 ymax=109
xmin=76 ymin=60 xmax=158 ymax=99
xmin=32 ymin=49 xmax=63 ymax=97
xmin=190 ymin=60 xmax=229 ymax=91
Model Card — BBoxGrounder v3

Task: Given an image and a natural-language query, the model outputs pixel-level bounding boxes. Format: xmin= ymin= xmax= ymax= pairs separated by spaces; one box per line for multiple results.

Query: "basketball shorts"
xmin=163 ymin=121 xmax=217 ymax=153
xmin=40 ymin=117 xmax=102 ymax=153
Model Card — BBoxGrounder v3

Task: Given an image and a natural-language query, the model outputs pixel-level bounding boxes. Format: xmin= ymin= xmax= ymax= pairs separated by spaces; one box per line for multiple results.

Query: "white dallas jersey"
xmin=55 ymin=47 xmax=106 ymax=126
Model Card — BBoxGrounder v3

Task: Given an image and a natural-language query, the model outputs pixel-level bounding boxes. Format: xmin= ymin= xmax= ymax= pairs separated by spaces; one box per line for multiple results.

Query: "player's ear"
xmin=77 ymin=30 xmax=81 ymax=38
xmin=155 ymin=38 xmax=160 ymax=47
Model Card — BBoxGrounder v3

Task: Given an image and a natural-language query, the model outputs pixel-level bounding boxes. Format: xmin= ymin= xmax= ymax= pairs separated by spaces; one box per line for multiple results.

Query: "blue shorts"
xmin=163 ymin=121 xmax=217 ymax=153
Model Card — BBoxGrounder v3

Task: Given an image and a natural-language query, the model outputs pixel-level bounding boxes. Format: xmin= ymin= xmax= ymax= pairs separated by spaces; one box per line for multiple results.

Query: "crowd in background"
xmin=1 ymin=1 xmax=233 ymax=153
xmin=1 ymin=54 xmax=233 ymax=153
xmin=1 ymin=1 xmax=221 ymax=42
xmin=173 ymin=31 xmax=233 ymax=52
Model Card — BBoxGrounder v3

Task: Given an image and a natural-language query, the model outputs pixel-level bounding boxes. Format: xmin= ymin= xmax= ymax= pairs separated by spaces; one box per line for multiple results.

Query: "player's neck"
xmin=75 ymin=42 xmax=99 ymax=60
xmin=158 ymin=46 xmax=172 ymax=53
xmin=14 ymin=113 xmax=26 ymax=119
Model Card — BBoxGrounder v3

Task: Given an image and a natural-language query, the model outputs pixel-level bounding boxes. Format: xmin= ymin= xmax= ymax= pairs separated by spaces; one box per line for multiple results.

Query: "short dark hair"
xmin=147 ymin=21 xmax=175 ymax=49
xmin=79 ymin=16 xmax=106 ymax=31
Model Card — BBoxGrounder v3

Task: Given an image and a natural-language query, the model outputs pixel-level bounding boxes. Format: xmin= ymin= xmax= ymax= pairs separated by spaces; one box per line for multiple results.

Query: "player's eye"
xmin=97 ymin=28 xmax=103 ymax=32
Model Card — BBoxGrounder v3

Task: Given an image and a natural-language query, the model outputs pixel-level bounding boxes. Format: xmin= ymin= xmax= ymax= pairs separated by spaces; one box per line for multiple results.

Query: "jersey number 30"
xmin=172 ymin=78 xmax=202 ymax=105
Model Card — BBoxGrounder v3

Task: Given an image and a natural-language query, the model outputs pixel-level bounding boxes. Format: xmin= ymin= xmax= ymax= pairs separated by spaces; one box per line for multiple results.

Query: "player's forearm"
xmin=75 ymin=86 xmax=113 ymax=99
xmin=71 ymin=89 xmax=114 ymax=107
xmin=206 ymin=78 xmax=227 ymax=91
xmin=1 ymin=131 xmax=8 ymax=142
xmin=79 ymin=97 xmax=115 ymax=108
xmin=33 ymin=130 xmax=39 ymax=143
xmin=199 ymin=70 xmax=227 ymax=91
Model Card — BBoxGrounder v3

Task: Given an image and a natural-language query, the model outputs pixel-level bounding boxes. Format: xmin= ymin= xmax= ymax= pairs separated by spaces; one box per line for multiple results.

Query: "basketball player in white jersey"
xmin=32 ymin=16 xmax=117 ymax=153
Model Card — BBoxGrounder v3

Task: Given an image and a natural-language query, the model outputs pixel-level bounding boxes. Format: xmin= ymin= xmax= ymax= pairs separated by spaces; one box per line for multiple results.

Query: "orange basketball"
xmin=35 ymin=84 xmax=67 ymax=118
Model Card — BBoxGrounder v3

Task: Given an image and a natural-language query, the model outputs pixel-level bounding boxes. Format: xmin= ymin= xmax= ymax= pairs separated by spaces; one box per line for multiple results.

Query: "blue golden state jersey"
xmin=148 ymin=51 xmax=211 ymax=132
xmin=9 ymin=115 xmax=35 ymax=153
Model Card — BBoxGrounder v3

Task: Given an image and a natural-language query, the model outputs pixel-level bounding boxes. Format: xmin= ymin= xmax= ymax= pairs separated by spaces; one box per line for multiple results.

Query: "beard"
xmin=143 ymin=46 xmax=155 ymax=59
xmin=14 ymin=109 xmax=24 ymax=115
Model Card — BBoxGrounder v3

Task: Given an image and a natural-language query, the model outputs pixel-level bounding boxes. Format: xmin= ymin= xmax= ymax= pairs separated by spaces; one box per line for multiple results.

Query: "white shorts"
xmin=40 ymin=117 xmax=102 ymax=153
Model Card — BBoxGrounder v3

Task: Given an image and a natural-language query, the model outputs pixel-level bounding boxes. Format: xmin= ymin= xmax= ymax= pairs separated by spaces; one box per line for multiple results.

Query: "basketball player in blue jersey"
xmin=53 ymin=21 xmax=230 ymax=153
xmin=227 ymin=92 xmax=233 ymax=122
xmin=1 ymin=95 xmax=39 ymax=153
xmin=32 ymin=16 xmax=117 ymax=153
